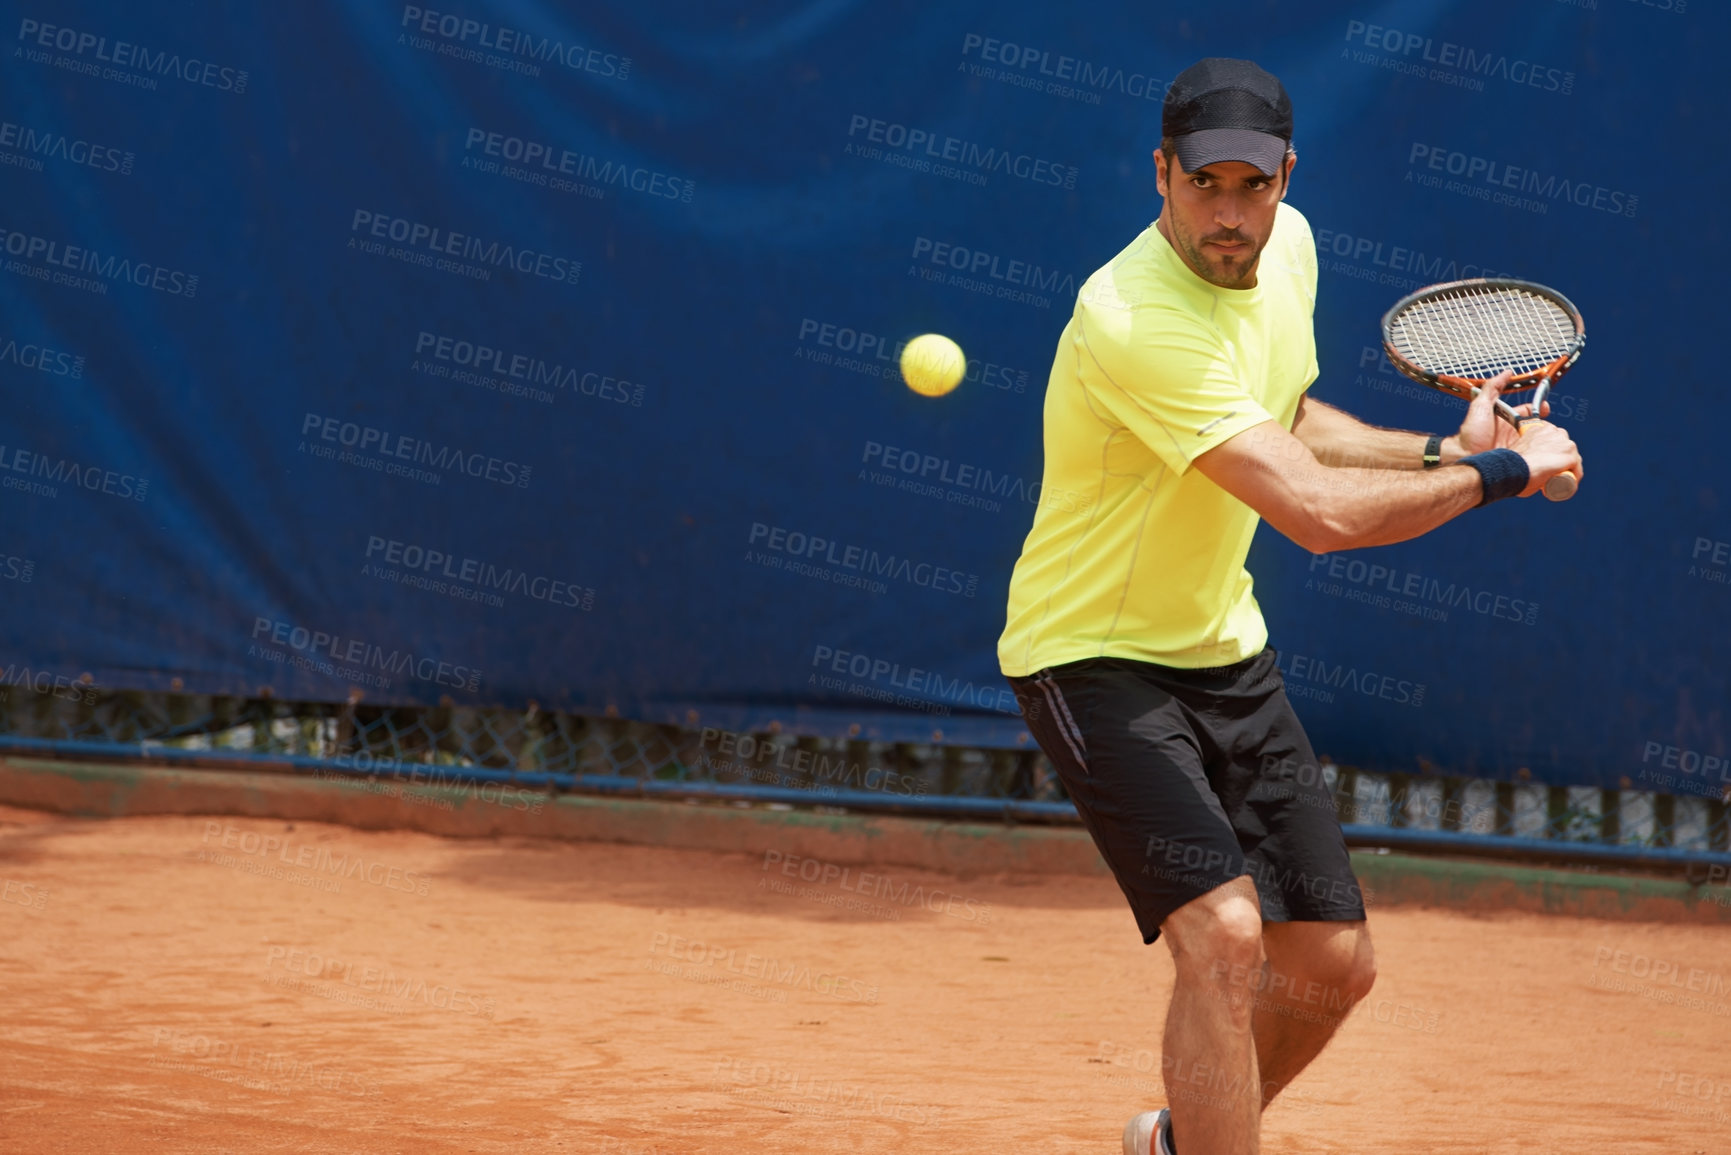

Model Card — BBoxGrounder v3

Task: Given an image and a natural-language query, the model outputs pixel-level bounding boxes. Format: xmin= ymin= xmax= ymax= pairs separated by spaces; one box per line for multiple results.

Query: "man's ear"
xmin=1153 ymin=148 xmax=1168 ymax=197
xmin=1278 ymin=151 xmax=1296 ymax=201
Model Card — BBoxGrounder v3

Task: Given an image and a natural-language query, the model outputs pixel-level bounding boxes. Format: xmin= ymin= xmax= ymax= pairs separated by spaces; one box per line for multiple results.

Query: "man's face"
xmin=1154 ymin=148 xmax=1294 ymax=289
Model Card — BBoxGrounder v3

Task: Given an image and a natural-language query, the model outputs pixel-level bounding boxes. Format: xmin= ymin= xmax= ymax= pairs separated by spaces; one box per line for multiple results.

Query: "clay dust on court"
xmin=1 ymin=803 xmax=1727 ymax=1154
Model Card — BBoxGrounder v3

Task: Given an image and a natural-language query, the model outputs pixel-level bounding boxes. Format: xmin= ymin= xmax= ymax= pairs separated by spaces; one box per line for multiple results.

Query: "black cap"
xmin=1162 ymin=58 xmax=1293 ymax=177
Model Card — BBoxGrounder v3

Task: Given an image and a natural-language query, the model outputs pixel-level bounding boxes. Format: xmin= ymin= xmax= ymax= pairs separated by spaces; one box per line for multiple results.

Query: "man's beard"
xmin=1176 ymin=225 xmax=1263 ymax=289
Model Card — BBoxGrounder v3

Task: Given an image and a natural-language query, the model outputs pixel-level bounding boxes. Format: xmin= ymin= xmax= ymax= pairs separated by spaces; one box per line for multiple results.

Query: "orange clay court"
xmin=1 ymin=801 xmax=1727 ymax=1155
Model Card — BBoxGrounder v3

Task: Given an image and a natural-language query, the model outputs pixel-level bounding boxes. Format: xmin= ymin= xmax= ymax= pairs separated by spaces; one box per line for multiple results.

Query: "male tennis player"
xmin=998 ymin=58 xmax=1582 ymax=1155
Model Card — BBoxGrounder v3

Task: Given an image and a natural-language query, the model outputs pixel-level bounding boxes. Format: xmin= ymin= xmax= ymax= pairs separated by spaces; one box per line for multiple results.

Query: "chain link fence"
xmin=2 ymin=684 xmax=1727 ymax=866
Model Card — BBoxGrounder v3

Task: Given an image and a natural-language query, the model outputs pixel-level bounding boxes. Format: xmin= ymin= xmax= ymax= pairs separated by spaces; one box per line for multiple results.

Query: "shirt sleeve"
xmin=1286 ymin=210 xmax=1321 ymax=386
xmin=1073 ymin=299 xmax=1276 ymax=476
xmin=1288 ymin=209 xmax=1318 ymax=314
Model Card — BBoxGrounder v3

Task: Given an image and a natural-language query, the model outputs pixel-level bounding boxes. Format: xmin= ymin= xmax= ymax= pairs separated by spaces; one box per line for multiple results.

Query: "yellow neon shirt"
xmin=999 ymin=202 xmax=1319 ymax=677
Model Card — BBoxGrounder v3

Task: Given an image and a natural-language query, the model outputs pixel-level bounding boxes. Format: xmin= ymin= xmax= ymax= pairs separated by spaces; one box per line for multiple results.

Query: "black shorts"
xmin=1009 ymin=648 xmax=1366 ymax=944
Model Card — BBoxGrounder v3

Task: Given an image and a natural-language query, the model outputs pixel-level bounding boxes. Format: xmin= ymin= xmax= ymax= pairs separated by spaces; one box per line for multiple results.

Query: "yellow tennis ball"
xmin=900 ymin=333 xmax=966 ymax=397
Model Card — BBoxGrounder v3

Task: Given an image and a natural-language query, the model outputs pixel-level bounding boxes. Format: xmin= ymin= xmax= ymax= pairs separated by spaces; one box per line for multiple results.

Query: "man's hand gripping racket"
xmin=1382 ymin=278 xmax=1585 ymax=501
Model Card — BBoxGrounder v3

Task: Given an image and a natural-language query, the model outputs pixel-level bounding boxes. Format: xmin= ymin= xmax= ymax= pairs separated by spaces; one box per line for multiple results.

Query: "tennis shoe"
xmin=1122 ymin=1108 xmax=1176 ymax=1155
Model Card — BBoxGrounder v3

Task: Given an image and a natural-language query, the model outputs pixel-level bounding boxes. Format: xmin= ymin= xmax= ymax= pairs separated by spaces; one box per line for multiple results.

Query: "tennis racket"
xmin=1381 ymin=278 xmax=1584 ymax=501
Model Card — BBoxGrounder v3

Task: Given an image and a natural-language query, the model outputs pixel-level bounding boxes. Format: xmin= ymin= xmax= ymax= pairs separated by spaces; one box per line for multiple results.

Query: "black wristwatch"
xmin=1422 ymin=434 xmax=1443 ymax=470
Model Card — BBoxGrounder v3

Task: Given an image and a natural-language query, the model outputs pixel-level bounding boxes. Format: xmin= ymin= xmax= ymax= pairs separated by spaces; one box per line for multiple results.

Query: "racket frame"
xmin=1380 ymin=277 xmax=1586 ymax=408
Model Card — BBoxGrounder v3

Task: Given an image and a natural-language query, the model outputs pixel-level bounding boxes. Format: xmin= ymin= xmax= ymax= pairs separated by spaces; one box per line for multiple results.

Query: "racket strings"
xmin=1390 ymin=285 xmax=1577 ymax=382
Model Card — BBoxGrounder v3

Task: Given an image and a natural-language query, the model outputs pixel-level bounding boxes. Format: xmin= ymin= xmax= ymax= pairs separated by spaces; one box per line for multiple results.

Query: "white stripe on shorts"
xmin=1035 ymin=671 xmax=1087 ymax=771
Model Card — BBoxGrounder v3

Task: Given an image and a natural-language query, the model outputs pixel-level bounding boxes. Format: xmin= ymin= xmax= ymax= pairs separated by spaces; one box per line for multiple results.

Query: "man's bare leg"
xmin=1159 ymin=877 xmax=1266 ymax=1154
xmin=1253 ymin=921 xmax=1377 ymax=1109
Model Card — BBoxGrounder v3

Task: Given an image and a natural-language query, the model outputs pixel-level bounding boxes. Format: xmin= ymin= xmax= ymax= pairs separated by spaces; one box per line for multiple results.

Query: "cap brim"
xmin=1172 ymin=129 xmax=1287 ymax=177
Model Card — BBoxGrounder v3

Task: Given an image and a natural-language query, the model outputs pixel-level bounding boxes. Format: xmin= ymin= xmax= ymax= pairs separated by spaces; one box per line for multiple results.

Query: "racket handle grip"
xmin=1542 ymin=472 xmax=1577 ymax=502
xmin=1517 ymin=418 xmax=1578 ymax=502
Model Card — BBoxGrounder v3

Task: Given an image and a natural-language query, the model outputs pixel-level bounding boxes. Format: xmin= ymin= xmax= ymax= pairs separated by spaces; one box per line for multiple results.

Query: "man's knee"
xmin=1345 ymin=930 xmax=1377 ymax=1003
xmin=1320 ymin=924 xmax=1376 ymax=1006
xmin=1268 ymin=923 xmax=1376 ymax=1010
xmin=1164 ymin=878 xmax=1264 ymax=980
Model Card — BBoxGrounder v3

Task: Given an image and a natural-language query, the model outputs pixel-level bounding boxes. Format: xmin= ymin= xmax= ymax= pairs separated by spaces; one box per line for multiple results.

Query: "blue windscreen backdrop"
xmin=1 ymin=0 xmax=1723 ymax=795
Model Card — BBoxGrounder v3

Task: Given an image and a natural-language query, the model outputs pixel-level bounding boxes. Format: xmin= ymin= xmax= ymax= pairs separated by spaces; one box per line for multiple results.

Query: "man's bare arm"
xmin=1194 ymin=386 xmax=1580 ymax=554
xmin=1288 ymin=395 xmax=1454 ymax=469
xmin=1197 ymin=420 xmax=1478 ymax=553
xmin=1291 ymin=370 xmax=1557 ymax=470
